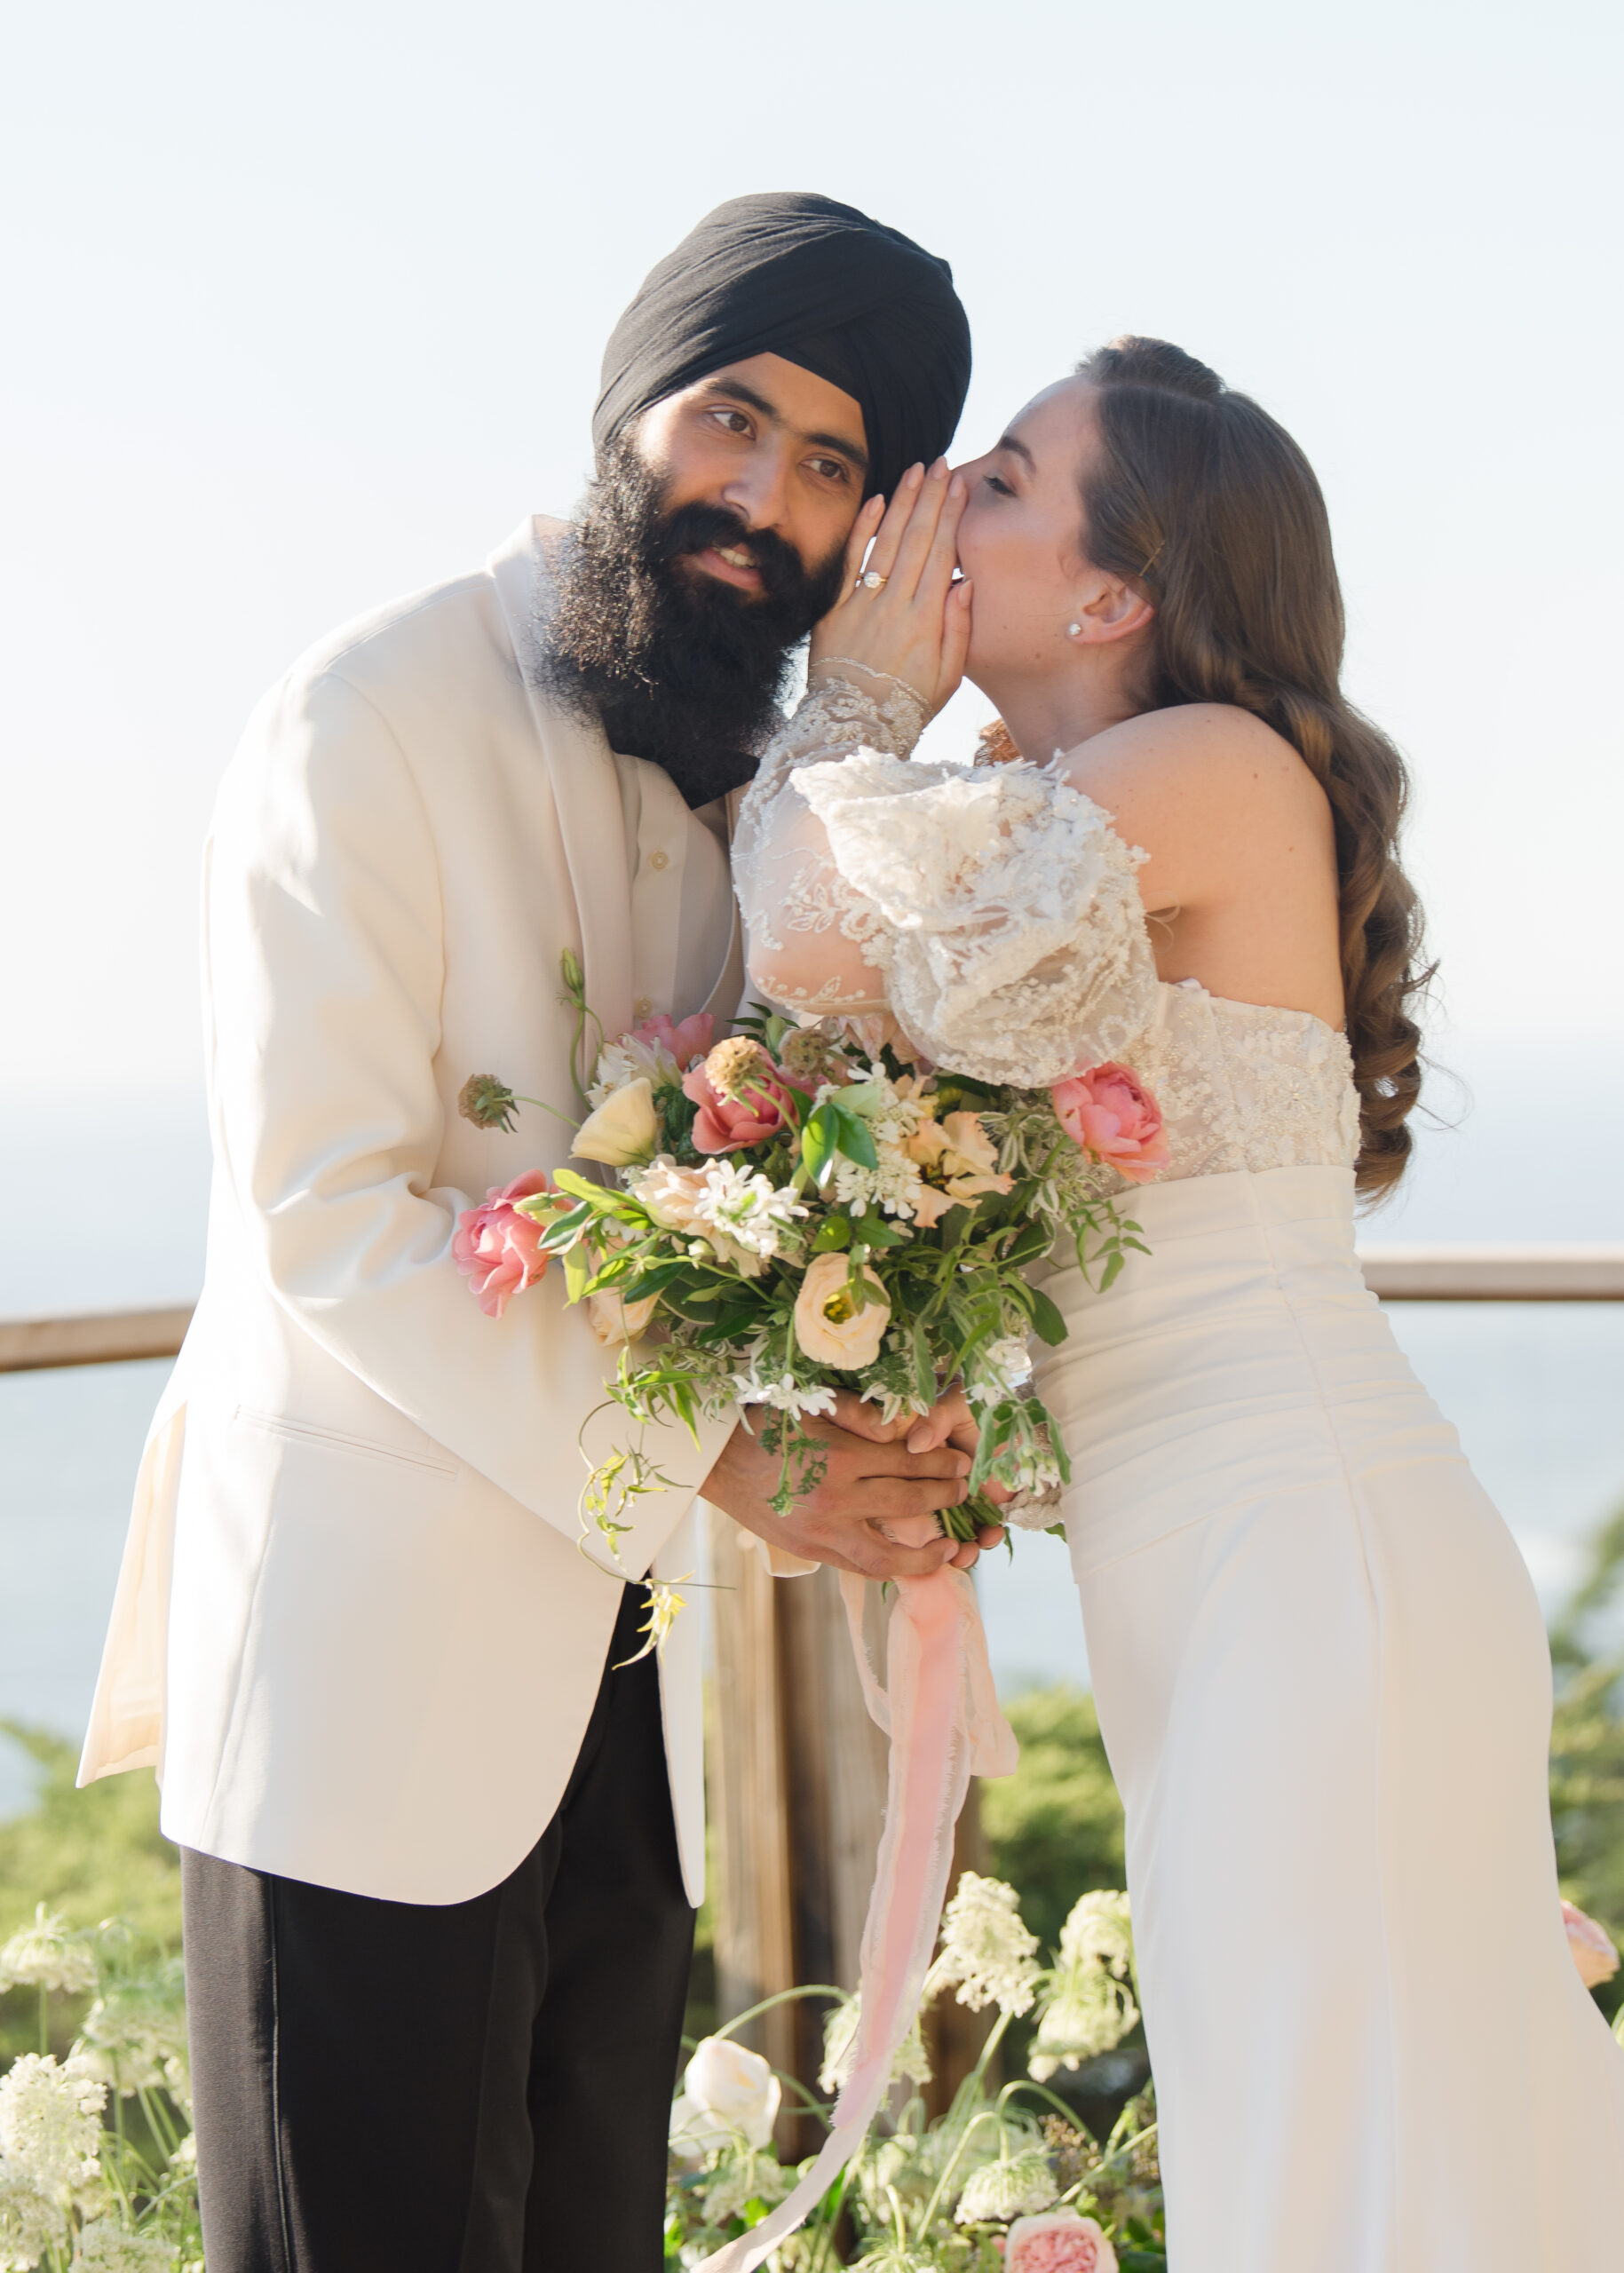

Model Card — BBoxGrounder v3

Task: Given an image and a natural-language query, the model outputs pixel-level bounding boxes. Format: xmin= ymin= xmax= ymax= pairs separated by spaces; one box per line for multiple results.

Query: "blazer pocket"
xmin=232 ymin=1406 xmax=459 ymax=1477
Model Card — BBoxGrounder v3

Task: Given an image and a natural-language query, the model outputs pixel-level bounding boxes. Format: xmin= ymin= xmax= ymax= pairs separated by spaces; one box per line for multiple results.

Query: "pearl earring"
xmin=1066 ymin=622 xmax=1082 ymax=638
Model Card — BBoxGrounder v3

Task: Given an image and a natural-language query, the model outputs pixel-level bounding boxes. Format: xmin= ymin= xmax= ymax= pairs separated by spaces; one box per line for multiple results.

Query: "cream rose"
xmin=582 ymin=1288 xmax=659 ymax=1347
xmin=572 ymin=1076 xmax=659 ymax=1167
xmin=793 ymin=1252 xmax=891 ymax=1368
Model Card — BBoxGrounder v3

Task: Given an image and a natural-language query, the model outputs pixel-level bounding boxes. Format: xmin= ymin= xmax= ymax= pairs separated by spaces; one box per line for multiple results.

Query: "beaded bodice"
xmin=733 ymin=675 xmax=1359 ymax=1190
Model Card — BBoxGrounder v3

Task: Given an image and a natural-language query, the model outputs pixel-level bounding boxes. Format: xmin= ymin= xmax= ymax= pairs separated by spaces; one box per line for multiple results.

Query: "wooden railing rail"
xmin=0 ymin=1306 xmax=196 ymax=1374
xmin=3 ymin=1249 xmax=1622 ymax=1375
xmin=1358 ymin=1247 xmax=1624 ymax=1303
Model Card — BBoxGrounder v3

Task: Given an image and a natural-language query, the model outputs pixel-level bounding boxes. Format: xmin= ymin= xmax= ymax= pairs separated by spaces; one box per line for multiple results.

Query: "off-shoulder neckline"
xmin=1166 ymin=976 xmax=1350 ymax=1048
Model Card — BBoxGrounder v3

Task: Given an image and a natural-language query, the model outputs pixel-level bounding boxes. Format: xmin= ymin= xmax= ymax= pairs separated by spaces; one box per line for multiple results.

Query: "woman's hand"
xmin=809 ymin=458 xmax=971 ymax=717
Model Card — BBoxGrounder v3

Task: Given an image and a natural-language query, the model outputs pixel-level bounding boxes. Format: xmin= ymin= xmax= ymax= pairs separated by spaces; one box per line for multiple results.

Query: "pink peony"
xmin=683 ymin=1039 xmax=799 ymax=1152
xmin=1004 ymin=2210 xmax=1118 ymax=2273
xmin=1562 ymin=1899 xmax=1620 ymax=1988
xmin=632 ymin=1010 xmax=715 ymax=1071
xmin=1051 ymin=1062 xmax=1168 ymax=1184
xmin=453 ymin=1172 xmax=555 ymax=1319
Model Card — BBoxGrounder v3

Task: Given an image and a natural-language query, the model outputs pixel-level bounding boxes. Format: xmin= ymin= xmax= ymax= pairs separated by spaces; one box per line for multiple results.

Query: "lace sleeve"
xmin=734 ymin=681 xmax=1161 ymax=1086
xmin=733 ymin=664 xmax=931 ymax=1019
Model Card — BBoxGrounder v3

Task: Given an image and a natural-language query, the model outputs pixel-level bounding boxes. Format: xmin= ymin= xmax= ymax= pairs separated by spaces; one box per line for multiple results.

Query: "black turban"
xmin=593 ymin=193 xmax=971 ymax=503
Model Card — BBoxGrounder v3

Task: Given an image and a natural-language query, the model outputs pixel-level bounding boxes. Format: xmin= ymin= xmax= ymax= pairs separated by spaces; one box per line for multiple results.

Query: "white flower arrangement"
xmin=926 ymin=1871 xmax=1042 ymax=2018
xmin=458 ymin=978 xmax=1154 ymax=1572
xmin=1029 ymin=1892 xmax=1139 ymax=2083
xmin=0 ymin=1913 xmax=96 ymax=2000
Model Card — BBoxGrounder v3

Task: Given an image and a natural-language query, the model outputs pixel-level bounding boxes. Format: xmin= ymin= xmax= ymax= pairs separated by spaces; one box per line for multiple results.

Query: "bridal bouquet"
xmin=456 ymin=954 xmax=1163 ymax=1578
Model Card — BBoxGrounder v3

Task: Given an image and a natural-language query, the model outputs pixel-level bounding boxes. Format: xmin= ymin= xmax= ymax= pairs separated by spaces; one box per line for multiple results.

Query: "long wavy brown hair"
xmin=1074 ymin=337 xmax=1429 ymax=1199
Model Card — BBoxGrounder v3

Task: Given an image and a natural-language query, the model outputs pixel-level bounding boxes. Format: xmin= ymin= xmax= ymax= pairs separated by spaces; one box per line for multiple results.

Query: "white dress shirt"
xmin=609 ymin=755 xmax=737 ymax=1027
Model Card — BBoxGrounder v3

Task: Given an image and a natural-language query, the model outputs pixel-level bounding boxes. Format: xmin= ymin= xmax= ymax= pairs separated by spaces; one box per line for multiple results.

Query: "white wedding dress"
xmin=733 ymin=672 xmax=1624 ymax=2273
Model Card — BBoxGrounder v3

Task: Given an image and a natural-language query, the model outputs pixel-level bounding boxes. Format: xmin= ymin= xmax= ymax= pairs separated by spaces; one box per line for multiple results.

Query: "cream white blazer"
xmin=78 ymin=519 xmax=741 ymax=1905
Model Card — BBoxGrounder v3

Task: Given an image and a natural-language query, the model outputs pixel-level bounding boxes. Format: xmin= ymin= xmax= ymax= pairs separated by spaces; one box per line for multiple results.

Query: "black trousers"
xmin=181 ymin=1585 xmax=694 ymax=2273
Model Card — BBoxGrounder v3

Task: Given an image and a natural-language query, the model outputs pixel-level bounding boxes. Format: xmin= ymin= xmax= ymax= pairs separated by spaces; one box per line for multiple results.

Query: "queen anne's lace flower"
xmin=931 ymin=1873 xmax=1042 ymax=2017
xmin=1029 ymin=1891 xmax=1138 ymax=2082
xmin=0 ymin=1911 xmax=96 ymax=1999
xmin=72 ymin=1959 xmax=188 ymax=2098
xmin=72 ymin=2223 xmax=179 ymax=2269
xmin=955 ymin=2146 xmax=1059 ymax=2223
xmin=819 ymin=1991 xmax=931 ymax=2096
xmin=0 ymin=2055 xmax=105 ymax=2211
xmin=0 ymin=2170 xmax=60 ymax=2272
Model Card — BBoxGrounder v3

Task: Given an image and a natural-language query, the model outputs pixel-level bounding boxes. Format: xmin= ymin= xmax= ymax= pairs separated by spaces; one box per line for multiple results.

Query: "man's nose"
xmin=720 ymin=443 xmax=793 ymax=531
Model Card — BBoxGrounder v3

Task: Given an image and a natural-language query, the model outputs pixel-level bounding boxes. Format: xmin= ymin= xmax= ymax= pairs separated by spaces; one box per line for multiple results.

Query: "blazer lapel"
xmin=487 ymin=517 xmax=635 ymax=1045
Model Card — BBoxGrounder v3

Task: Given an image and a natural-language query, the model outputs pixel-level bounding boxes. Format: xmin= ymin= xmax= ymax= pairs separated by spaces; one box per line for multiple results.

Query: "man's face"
xmin=634 ymin=352 xmax=869 ymax=598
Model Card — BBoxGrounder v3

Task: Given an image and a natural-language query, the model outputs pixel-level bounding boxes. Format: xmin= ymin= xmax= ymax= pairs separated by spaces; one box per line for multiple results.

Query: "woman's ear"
xmin=1066 ymin=573 xmax=1155 ymax=648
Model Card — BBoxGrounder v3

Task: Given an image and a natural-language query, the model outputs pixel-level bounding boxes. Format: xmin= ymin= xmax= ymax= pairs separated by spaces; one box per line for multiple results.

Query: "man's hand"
xmin=703 ymin=1390 xmax=978 ymax=1581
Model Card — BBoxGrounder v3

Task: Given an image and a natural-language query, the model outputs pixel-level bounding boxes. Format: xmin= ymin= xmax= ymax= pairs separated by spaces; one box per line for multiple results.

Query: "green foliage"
xmin=0 ymin=1725 xmax=180 ymax=2063
xmin=980 ymin=1688 xmax=1126 ymax=1961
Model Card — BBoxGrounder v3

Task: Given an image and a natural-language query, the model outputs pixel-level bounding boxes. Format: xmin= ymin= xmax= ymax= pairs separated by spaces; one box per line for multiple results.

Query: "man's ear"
xmin=1069 ymin=573 xmax=1155 ymax=647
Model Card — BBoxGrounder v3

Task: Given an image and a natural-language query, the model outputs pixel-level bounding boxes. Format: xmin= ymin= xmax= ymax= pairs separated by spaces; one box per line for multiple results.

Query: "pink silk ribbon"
xmin=695 ymin=1565 xmax=1018 ymax=2273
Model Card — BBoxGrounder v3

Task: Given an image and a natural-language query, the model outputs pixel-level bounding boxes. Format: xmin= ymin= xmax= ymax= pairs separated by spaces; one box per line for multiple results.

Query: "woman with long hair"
xmin=730 ymin=339 xmax=1624 ymax=2268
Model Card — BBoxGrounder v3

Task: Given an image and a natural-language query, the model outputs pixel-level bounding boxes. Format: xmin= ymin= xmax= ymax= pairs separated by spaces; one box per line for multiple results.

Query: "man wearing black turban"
xmin=541 ymin=191 xmax=972 ymax=807
xmin=594 ymin=191 xmax=972 ymax=507
xmin=136 ymin=194 xmax=978 ymax=2273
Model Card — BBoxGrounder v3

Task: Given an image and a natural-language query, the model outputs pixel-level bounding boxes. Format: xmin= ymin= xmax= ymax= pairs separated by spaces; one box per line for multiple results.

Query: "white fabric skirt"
xmin=1034 ymin=1165 xmax=1624 ymax=2271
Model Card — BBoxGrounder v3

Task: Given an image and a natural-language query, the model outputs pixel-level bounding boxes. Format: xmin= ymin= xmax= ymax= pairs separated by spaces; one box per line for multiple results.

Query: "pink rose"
xmin=683 ymin=1039 xmax=799 ymax=1152
xmin=453 ymin=1171 xmax=555 ymax=1319
xmin=632 ymin=1010 xmax=715 ymax=1071
xmin=1004 ymin=2210 xmax=1118 ymax=2273
xmin=1562 ymin=1899 xmax=1620 ymax=1988
xmin=1050 ymin=1062 xmax=1168 ymax=1184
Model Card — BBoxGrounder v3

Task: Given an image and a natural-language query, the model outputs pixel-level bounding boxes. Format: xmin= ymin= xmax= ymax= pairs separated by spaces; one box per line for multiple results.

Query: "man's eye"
xmin=808 ymin=456 xmax=850 ymax=485
xmin=708 ymin=408 xmax=752 ymax=435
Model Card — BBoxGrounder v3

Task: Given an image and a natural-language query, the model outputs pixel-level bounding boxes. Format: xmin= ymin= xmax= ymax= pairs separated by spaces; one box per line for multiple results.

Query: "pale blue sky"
xmin=3 ymin=0 xmax=1620 ymax=1184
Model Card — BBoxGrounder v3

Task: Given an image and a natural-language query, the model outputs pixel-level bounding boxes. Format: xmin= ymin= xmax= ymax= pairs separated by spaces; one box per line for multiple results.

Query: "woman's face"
xmin=954 ymin=376 xmax=1098 ymax=686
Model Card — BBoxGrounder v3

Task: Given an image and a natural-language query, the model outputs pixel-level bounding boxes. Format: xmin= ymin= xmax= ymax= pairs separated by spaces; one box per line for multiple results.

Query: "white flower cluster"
xmin=1028 ymin=1890 xmax=1139 ymax=2082
xmin=0 ymin=2052 xmax=107 ymax=2267
xmin=965 ymin=1335 xmax=1034 ymax=1410
xmin=0 ymin=1910 xmax=96 ymax=1999
xmin=727 ymin=1356 xmax=838 ymax=1422
xmin=929 ymin=1873 xmax=1042 ymax=2018
xmin=631 ymin=1156 xmax=805 ymax=1278
xmin=73 ymin=2222 xmax=179 ymax=2270
xmin=74 ymin=1960 xmax=189 ymax=2102
xmin=955 ymin=2146 xmax=1059 ymax=2224
xmin=816 ymin=1069 xmax=935 ymax=1222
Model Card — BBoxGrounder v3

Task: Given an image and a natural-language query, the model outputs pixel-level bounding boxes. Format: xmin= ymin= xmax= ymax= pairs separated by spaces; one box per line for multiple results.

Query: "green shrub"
xmin=0 ymin=1724 xmax=180 ymax=2064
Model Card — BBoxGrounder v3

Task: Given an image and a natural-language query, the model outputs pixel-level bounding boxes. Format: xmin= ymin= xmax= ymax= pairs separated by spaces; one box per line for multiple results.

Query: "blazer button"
xmin=647 ymin=848 xmax=670 ymax=871
xmin=634 ymin=996 xmax=654 ymax=1019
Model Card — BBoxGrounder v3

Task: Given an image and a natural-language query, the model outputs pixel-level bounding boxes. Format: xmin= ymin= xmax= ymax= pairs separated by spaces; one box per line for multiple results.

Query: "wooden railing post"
xmin=709 ymin=1510 xmax=911 ymax=2148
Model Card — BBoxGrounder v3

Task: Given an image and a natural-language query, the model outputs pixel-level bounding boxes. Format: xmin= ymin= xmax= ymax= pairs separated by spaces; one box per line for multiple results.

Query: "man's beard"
xmin=535 ymin=438 xmax=849 ymax=808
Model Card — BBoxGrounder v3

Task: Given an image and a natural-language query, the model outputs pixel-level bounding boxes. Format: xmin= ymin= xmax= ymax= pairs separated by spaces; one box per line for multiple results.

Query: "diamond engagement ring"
xmin=859 ymin=569 xmax=888 ymax=590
